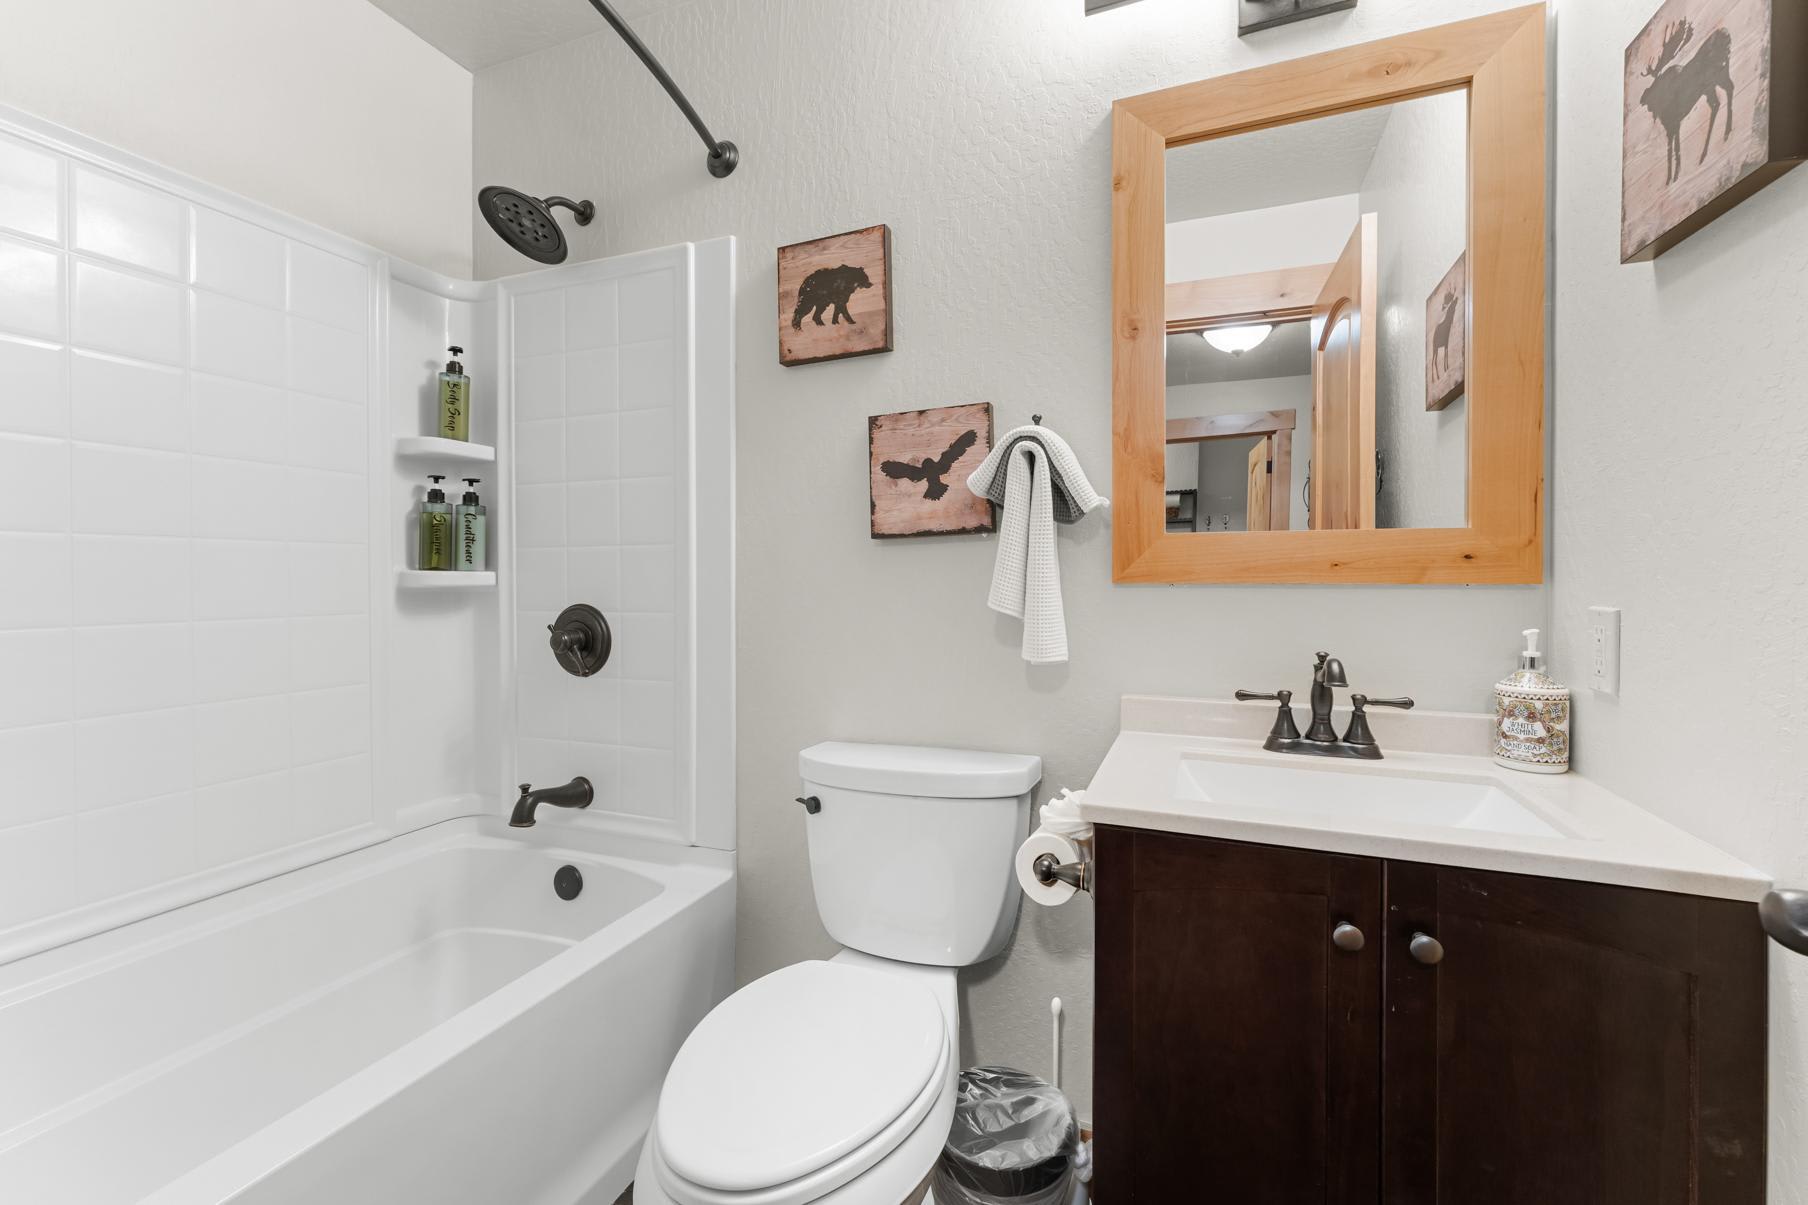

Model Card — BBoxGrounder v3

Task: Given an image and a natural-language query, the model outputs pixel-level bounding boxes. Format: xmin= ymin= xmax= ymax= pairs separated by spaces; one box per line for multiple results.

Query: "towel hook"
xmin=1031 ymin=413 xmax=1044 ymax=426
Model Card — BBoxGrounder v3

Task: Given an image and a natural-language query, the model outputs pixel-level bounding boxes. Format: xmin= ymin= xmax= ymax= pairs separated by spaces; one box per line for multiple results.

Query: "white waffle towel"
xmin=967 ymin=427 xmax=1105 ymax=664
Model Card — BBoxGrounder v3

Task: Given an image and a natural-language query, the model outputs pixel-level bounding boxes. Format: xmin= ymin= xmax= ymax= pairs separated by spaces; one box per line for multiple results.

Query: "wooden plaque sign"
xmin=778 ymin=225 xmax=893 ymax=366
xmin=868 ymin=403 xmax=995 ymax=539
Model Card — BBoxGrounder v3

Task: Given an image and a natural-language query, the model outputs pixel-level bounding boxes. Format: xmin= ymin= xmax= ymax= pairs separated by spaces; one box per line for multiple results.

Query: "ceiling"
xmin=1167 ymin=320 xmax=1312 ymax=386
xmin=369 ymin=0 xmax=695 ymax=71
xmin=1166 ymin=106 xmax=1393 ymax=223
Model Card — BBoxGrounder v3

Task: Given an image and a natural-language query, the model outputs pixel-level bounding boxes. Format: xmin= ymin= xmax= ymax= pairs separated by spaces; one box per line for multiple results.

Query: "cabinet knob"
xmin=1332 ymin=922 xmax=1365 ymax=953
xmin=1409 ymin=932 xmax=1444 ymax=965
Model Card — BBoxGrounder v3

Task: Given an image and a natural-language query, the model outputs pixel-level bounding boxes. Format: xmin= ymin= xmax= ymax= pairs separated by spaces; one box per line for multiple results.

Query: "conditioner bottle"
xmin=454 ymin=478 xmax=487 ymax=573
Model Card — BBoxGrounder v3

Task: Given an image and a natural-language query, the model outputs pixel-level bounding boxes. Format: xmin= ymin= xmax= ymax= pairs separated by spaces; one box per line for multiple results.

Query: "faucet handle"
xmin=1344 ymin=695 xmax=1415 ymax=747
xmin=1237 ymin=689 xmax=1301 ymax=742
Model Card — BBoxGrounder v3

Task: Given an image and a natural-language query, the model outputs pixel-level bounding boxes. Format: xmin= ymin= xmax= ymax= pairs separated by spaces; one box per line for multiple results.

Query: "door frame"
xmin=1164 ymin=408 xmax=1293 ymax=531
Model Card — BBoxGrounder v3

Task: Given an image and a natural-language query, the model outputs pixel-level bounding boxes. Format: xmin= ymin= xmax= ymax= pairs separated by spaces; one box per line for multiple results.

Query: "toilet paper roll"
xmin=1017 ymin=830 xmax=1084 ymax=906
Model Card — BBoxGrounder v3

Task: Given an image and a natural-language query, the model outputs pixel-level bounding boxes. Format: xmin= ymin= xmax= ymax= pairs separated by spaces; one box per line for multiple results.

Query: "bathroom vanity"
xmin=1082 ymin=698 xmax=1770 ymax=1205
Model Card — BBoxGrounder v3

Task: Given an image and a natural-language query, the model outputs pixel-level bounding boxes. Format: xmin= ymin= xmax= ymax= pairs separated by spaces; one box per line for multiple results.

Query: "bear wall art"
xmin=777 ymin=224 xmax=894 ymax=366
xmin=1621 ymin=0 xmax=1806 ymax=262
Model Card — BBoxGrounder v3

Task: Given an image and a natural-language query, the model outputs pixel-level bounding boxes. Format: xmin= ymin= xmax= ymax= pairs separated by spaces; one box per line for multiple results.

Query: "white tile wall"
xmin=0 ymin=144 xmax=375 ymax=934
xmin=511 ymin=260 xmax=687 ymax=837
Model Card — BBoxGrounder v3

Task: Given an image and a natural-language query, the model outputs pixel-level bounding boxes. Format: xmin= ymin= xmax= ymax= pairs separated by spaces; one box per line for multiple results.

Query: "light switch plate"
xmin=1588 ymin=606 xmax=1621 ymax=696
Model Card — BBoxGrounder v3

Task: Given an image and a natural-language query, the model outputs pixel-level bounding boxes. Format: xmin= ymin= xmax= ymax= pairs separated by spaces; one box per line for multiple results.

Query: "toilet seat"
xmin=649 ymin=960 xmax=953 ymax=1205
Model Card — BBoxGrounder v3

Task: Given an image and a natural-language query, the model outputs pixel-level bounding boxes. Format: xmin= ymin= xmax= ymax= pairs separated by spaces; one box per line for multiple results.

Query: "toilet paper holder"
xmin=1033 ymin=852 xmax=1091 ymax=894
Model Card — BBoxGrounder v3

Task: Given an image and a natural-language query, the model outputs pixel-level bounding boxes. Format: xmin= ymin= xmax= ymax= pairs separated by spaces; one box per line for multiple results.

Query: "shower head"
xmin=478 ymin=186 xmax=596 ymax=265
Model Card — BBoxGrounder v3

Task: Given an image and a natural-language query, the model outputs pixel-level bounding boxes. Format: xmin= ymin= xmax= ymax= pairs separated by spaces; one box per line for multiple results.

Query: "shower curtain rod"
xmin=585 ymin=0 xmax=739 ymax=178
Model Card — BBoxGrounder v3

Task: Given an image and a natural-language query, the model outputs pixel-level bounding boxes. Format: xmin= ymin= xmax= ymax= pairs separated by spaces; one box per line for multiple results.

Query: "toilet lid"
xmin=655 ymin=960 xmax=947 ymax=1193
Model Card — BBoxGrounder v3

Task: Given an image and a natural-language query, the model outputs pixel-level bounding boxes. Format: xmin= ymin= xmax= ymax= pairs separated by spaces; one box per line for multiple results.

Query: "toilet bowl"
xmin=634 ymin=952 xmax=958 ymax=1205
xmin=634 ymin=742 xmax=1043 ymax=1205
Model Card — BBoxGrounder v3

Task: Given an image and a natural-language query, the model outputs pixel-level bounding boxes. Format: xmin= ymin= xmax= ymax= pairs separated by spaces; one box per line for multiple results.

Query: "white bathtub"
xmin=0 ymin=817 xmax=735 ymax=1205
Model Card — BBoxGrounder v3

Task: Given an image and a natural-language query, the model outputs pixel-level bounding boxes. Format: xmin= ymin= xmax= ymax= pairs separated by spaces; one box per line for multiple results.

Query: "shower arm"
xmin=584 ymin=0 xmax=739 ymax=178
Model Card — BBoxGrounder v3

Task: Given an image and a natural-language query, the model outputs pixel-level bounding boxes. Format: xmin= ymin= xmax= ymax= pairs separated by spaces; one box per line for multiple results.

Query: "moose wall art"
xmin=869 ymin=403 xmax=995 ymax=538
xmin=1425 ymin=254 xmax=1466 ymax=412
xmin=777 ymin=224 xmax=894 ymax=365
xmin=1621 ymin=0 xmax=1807 ymax=262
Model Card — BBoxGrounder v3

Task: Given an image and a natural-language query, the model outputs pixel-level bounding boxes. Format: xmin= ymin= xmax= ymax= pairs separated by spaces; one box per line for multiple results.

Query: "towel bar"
xmin=1760 ymin=890 xmax=1808 ymax=955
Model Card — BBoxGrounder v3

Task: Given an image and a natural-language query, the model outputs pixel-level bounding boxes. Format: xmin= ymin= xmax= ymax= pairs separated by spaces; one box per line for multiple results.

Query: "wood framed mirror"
xmin=1113 ymin=6 xmax=1546 ymax=584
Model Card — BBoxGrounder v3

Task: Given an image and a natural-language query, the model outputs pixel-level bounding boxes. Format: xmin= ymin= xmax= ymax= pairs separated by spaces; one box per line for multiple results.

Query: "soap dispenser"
xmin=418 ymin=475 xmax=453 ymax=571
xmin=438 ymin=346 xmax=470 ymax=442
xmin=1493 ymin=628 xmax=1570 ymax=774
xmin=454 ymin=478 xmax=487 ymax=573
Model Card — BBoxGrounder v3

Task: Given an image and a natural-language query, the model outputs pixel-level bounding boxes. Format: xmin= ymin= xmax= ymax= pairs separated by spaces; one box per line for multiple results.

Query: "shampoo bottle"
xmin=438 ymin=346 xmax=470 ymax=442
xmin=418 ymin=475 xmax=453 ymax=571
xmin=454 ymin=478 xmax=487 ymax=573
xmin=1493 ymin=628 xmax=1571 ymax=774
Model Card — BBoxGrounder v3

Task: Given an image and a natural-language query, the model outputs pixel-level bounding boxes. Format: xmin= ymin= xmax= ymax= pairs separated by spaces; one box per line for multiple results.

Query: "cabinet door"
xmin=1383 ymin=862 xmax=1767 ymax=1205
xmin=1094 ymin=827 xmax=1383 ymax=1205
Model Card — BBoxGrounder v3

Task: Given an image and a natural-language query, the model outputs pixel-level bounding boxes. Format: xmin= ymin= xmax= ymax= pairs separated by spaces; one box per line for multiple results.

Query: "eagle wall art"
xmin=868 ymin=403 xmax=995 ymax=538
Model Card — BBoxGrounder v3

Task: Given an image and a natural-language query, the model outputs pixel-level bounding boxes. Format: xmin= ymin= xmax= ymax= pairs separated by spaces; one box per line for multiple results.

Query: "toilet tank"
xmin=798 ymin=742 xmax=1043 ymax=968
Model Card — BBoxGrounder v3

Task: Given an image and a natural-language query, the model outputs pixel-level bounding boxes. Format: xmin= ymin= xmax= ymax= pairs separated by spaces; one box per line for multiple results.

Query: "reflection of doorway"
xmin=1310 ymin=214 xmax=1378 ymax=530
xmin=1165 ymin=409 xmax=1293 ymax=532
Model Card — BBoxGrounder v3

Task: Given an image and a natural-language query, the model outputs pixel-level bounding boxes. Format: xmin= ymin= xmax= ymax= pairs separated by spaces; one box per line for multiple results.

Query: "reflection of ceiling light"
xmin=1202 ymin=324 xmax=1273 ymax=356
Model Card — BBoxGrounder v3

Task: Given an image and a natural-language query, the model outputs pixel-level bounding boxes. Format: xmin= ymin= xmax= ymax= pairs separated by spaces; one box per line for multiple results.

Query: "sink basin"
xmin=1174 ymin=754 xmax=1571 ymax=840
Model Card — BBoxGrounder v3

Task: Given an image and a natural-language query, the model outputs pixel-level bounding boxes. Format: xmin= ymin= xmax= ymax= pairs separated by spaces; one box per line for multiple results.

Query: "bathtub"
xmin=0 ymin=816 xmax=735 ymax=1205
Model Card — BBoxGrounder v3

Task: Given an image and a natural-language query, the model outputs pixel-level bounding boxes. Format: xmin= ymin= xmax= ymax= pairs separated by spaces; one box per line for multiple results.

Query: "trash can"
xmin=932 ymin=1066 xmax=1079 ymax=1205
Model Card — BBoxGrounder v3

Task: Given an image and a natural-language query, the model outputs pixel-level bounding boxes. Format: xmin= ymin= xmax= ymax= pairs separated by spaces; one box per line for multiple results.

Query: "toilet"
xmin=634 ymin=741 xmax=1043 ymax=1205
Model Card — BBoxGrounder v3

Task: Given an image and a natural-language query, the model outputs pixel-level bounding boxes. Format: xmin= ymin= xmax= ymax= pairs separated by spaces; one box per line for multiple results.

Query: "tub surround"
xmin=1084 ymin=695 xmax=1769 ymax=902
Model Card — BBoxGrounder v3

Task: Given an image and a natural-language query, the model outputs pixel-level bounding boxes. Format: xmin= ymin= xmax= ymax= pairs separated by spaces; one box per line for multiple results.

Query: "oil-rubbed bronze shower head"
xmin=477 ymin=185 xmax=595 ymax=265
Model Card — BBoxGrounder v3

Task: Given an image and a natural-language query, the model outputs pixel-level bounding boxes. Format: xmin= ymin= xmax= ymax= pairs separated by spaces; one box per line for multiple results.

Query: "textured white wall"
xmin=1359 ymin=93 xmax=1469 ymax=530
xmin=0 ymin=0 xmax=473 ymax=277
xmin=1547 ymin=1 xmax=1808 ymax=1191
xmin=474 ymin=0 xmax=1546 ymax=1117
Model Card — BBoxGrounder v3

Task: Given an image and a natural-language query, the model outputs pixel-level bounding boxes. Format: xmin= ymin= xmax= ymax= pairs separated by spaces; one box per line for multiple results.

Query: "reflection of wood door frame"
xmin=1166 ymin=263 xmax=1336 ymax=334
xmin=1246 ymin=438 xmax=1274 ymax=532
xmin=1166 ymin=409 xmax=1292 ymax=531
xmin=1310 ymin=214 xmax=1378 ymax=531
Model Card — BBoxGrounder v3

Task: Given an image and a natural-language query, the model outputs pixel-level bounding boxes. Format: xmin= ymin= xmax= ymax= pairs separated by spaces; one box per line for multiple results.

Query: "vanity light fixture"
xmin=1202 ymin=324 xmax=1273 ymax=356
xmin=1086 ymin=0 xmax=1146 ymax=12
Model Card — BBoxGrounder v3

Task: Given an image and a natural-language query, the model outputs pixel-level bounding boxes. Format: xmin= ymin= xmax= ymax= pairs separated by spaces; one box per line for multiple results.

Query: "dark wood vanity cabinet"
xmin=1093 ymin=826 xmax=1768 ymax=1205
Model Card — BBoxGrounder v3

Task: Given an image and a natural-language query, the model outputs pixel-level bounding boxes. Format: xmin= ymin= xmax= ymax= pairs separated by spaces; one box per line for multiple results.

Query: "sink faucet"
xmin=1304 ymin=651 xmax=1347 ymax=742
xmin=509 ymin=777 xmax=594 ymax=827
xmin=1237 ymin=652 xmax=1414 ymax=761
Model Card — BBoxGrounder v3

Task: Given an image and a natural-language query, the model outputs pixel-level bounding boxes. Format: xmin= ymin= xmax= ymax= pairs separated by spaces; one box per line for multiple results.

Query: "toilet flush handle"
xmin=796 ymin=795 xmax=822 ymax=815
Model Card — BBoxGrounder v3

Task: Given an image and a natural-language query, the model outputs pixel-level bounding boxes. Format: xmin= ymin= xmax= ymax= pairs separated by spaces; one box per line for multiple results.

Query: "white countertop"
xmin=1080 ymin=697 xmax=1770 ymax=903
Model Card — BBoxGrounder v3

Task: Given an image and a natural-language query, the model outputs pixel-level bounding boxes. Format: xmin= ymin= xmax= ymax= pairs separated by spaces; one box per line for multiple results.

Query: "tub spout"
xmin=509 ymin=777 xmax=594 ymax=827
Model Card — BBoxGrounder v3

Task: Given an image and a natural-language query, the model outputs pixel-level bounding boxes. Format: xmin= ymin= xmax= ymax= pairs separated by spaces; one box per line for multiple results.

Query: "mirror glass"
xmin=1164 ymin=91 xmax=1469 ymax=533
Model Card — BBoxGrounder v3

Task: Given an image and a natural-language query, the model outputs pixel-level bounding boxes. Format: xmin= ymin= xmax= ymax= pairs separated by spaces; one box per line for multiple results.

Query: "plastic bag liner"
xmin=933 ymin=1066 xmax=1077 ymax=1205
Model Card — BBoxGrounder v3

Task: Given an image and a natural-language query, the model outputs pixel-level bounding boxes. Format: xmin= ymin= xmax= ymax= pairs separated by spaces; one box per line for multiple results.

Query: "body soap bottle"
xmin=438 ymin=346 xmax=470 ymax=442
xmin=418 ymin=475 xmax=453 ymax=570
xmin=1494 ymin=628 xmax=1570 ymax=774
xmin=455 ymin=478 xmax=487 ymax=573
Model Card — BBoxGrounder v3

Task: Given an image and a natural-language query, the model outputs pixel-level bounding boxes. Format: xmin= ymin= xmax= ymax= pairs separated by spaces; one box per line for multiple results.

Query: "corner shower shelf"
xmin=395 ymin=436 xmax=495 ymax=465
xmin=397 ymin=570 xmax=496 ymax=590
